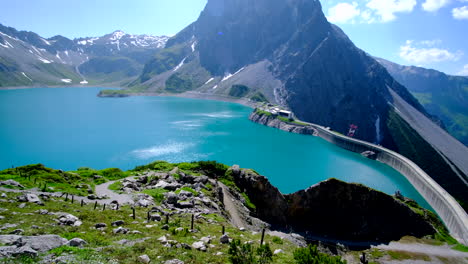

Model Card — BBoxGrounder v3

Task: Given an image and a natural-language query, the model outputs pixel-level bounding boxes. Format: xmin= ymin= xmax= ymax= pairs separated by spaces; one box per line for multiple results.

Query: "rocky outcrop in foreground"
xmin=229 ymin=166 xmax=436 ymax=243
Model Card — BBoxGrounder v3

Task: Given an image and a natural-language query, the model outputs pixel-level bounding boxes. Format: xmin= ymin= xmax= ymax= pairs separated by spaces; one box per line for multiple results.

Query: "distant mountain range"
xmin=376 ymin=58 xmax=468 ymax=146
xmin=0 ymin=0 xmax=467 ymax=209
xmin=0 ymin=23 xmax=168 ymax=86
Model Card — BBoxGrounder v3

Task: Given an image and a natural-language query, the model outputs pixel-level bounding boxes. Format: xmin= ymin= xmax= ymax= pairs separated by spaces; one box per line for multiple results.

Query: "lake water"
xmin=0 ymin=87 xmax=430 ymax=208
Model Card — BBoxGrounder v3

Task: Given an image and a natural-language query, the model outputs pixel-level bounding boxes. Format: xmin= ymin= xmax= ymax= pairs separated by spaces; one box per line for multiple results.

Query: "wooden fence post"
xmin=260 ymin=229 xmax=265 ymax=246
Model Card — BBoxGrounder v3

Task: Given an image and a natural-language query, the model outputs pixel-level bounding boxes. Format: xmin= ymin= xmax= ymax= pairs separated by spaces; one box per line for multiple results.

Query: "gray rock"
xmin=0 ymin=180 xmax=24 ymax=189
xmin=200 ymin=236 xmax=211 ymax=244
xmin=18 ymin=203 xmax=26 ymax=209
xmin=14 ymin=235 xmax=67 ymax=252
xmin=155 ymin=180 xmax=170 ymax=189
xmin=0 ymin=235 xmax=21 ymax=245
xmin=165 ymin=259 xmax=185 ymax=264
xmin=112 ymin=220 xmax=125 ymax=226
xmin=220 ymin=234 xmax=230 ymax=244
xmin=161 ymin=224 xmax=169 ymax=230
xmin=95 ymin=223 xmax=107 ymax=229
xmin=37 ymin=209 xmax=49 ymax=215
xmin=0 ymin=223 xmax=18 ymax=230
xmin=192 ymin=241 xmax=206 ymax=251
xmin=58 ymin=213 xmax=82 ymax=227
xmin=17 ymin=193 xmax=41 ymax=203
xmin=0 ymin=246 xmax=19 ymax=257
xmin=149 ymin=213 xmax=161 ymax=222
xmin=165 ymin=183 xmax=182 ymax=191
xmin=180 ymin=173 xmax=195 ymax=184
xmin=178 ymin=243 xmax=191 ymax=250
xmin=87 ymin=194 xmax=97 ymax=200
xmin=113 ymin=227 xmax=129 ymax=234
xmin=178 ymin=190 xmax=193 ymax=198
xmin=138 ymin=254 xmax=151 ymax=264
xmin=194 ymin=176 xmax=209 ymax=184
xmin=176 ymin=201 xmax=194 ymax=209
xmin=12 ymin=246 xmax=38 ymax=258
xmin=1 ymin=193 xmax=6 ymax=197
xmin=165 ymin=192 xmax=177 ymax=204
xmin=67 ymin=238 xmax=87 ymax=247
xmin=135 ymin=199 xmax=153 ymax=207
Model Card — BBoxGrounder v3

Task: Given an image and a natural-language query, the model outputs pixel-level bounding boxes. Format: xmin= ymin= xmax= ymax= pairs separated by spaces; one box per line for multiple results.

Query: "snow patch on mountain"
xmin=61 ymin=79 xmax=72 ymax=83
xmin=37 ymin=56 xmax=52 ymax=64
xmin=41 ymin=38 xmax=51 ymax=45
xmin=173 ymin=57 xmax=187 ymax=72
xmin=21 ymin=72 xmax=33 ymax=82
xmin=204 ymin=78 xmax=214 ymax=85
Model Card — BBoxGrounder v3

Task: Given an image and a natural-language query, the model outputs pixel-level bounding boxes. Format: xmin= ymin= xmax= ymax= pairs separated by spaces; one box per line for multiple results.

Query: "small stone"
xmin=95 ymin=223 xmax=107 ymax=229
xmin=37 ymin=209 xmax=49 ymax=215
xmin=200 ymin=236 xmax=211 ymax=244
xmin=138 ymin=254 xmax=151 ymax=264
xmin=274 ymin=249 xmax=284 ymax=255
xmin=165 ymin=259 xmax=184 ymax=264
xmin=216 ymin=252 xmax=223 ymax=256
xmin=157 ymin=235 xmax=167 ymax=243
xmin=31 ymin=225 xmax=40 ymax=229
xmin=161 ymin=224 xmax=169 ymax=230
xmin=1 ymin=193 xmax=6 ymax=198
xmin=68 ymin=238 xmax=87 ymax=247
xmin=111 ymin=220 xmax=125 ymax=227
xmin=220 ymin=234 xmax=230 ymax=244
xmin=239 ymin=227 xmax=246 ymax=231
xmin=18 ymin=203 xmax=26 ymax=209
xmin=9 ymin=229 xmax=24 ymax=235
xmin=192 ymin=241 xmax=206 ymax=251
xmin=113 ymin=227 xmax=129 ymax=234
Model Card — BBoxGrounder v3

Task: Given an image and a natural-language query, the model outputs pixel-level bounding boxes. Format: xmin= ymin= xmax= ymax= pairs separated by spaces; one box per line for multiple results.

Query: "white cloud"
xmin=327 ymin=2 xmax=361 ymax=23
xmin=458 ymin=64 xmax=468 ymax=76
xmin=452 ymin=6 xmax=468 ymax=19
xmin=399 ymin=40 xmax=463 ymax=64
xmin=420 ymin=39 xmax=442 ymax=47
xmin=422 ymin=0 xmax=452 ymax=12
xmin=366 ymin=0 xmax=417 ymax=22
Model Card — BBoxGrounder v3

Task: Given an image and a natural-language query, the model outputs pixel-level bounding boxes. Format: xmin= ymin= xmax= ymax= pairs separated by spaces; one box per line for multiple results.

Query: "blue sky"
xmin=1 ymin=0 xmax=467 ymax=75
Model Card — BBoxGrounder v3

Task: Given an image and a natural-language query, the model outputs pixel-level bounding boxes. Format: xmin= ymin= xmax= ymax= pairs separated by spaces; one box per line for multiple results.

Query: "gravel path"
xmin=94 ymin=178 xmax=135 ymax=205
xmin=0 ymin=177 xmax=135 ymax=205
xmin=218 ymin=182 xmax=246 ymax=228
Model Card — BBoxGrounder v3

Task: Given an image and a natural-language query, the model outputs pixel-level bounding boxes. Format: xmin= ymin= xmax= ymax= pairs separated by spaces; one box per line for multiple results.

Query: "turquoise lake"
xmin=0 ymin=87 xmax=430 ymax=208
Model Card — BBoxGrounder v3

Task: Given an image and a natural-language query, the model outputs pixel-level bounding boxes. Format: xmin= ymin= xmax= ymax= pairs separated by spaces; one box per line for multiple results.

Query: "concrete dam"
xmin=250 ymin=110 xmax=468 ymax=245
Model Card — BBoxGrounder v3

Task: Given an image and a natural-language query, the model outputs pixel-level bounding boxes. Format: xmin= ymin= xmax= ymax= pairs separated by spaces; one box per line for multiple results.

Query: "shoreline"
xmin=0 ymin=84 xmax=122 ymax=91
xmin=0 ymin=85 xmax=258 ymax=109
xmin=129 ymin=91 xmax=258 ymax=109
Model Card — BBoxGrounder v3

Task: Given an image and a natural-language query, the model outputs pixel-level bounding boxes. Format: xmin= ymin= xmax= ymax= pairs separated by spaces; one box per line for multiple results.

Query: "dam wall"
xmin=311 ymin=124 xmax=468 ymax=245
xmin=249 ymin=110 xmax=468 ymax=245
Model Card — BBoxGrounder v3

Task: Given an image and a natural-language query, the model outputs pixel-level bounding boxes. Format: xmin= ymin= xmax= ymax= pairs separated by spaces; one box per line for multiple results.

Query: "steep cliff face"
xmin=377 ymin=58 xmax=468 ymax=146
xmin=229 ymin=166 xmax=436 ymax=243
xmin=137 ymin=0 xmax=426 ymax=145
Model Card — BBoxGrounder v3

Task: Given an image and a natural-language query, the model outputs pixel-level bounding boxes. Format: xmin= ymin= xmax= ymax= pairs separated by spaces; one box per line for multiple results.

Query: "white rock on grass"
xmin=192 ymin=241 xmax=206 ymax=251
xmin=274 ymin=249 xmax=284 ymax=255
xmin=165 ymin=259 xmax=184 ymax=264
xmin=138 ymin=254 xmax=151 ymax=264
